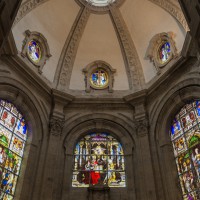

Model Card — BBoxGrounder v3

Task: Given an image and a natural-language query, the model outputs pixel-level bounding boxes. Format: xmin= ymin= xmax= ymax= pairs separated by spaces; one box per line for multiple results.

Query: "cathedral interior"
xmin=0 ymin=0 xmax=200 ymax=200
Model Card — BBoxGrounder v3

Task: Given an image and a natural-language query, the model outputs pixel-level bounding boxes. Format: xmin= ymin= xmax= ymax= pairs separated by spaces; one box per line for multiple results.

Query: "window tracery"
xmin=0 ymin=100 xmax=28 ymax=200
xmin=72 ymin=133 xmax=126 ymax=187
xmin=170 ymin=100 xmax=200 ymax=200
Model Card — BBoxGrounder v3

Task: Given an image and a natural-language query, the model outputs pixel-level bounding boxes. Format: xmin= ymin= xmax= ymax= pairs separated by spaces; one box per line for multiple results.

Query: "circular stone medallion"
xmin=27 ymin=40 xmax=42 ymax=64
xmin=158 ymin=41 xmax=171 ymax=64
xmin=90 ymin=69 xmax=108 ymax=89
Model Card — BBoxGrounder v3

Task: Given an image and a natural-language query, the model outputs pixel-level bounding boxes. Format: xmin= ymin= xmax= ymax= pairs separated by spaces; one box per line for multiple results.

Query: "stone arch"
xmin=0 ymin=79 xmax=49 ymax=200
xmin=150 ymin=79 xmax=200 ymax=200
xmin=61 ymin=114 xmax=136 ymax=200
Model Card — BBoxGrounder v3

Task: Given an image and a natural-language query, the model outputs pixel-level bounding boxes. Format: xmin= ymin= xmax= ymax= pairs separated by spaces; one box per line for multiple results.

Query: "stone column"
xmin=41 ymin=89 xmax=74 ymax=200
xmin=135 ymin=118 xmax=157 ymax=200
xmin=41 ymin=116 xmax=64 ymax=200
xmin=159 ymin=142 xmax=182 ymax=200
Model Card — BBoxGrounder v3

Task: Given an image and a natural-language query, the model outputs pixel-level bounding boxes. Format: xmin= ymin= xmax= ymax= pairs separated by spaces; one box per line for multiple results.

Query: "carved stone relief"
xmin=13 ymin=0 xmax=49 ymax=26
xmin=49 ymin=116 xmax=64 ymax=136
xmin=55 ymin=7 xmax=90 ymax=90
xmin=148 ymin=0 xmax=189 ymax=31
xmin=109 ymin=6 xmax=145 ymax=90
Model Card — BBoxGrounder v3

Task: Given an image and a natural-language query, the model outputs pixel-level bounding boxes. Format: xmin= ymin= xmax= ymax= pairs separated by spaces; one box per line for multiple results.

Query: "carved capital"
xmin=135 ymin=118 xmax=149 ymax=137
xmin=49 ymin=117 xmax=64 ymax=136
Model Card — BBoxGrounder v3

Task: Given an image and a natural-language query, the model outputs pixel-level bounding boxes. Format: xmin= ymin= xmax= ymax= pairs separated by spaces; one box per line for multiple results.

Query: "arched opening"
xmin=72 ymin=132 xmax=126 ymax=187
xmin=0 ymin=99 xmax=28 ymax=200
xmin=170 ymin=100 xmax=200 ymax=199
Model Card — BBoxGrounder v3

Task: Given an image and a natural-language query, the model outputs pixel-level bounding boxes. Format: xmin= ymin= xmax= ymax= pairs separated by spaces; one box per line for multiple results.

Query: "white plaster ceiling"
xmin=12 ymin=0 xmax=187 ymax=90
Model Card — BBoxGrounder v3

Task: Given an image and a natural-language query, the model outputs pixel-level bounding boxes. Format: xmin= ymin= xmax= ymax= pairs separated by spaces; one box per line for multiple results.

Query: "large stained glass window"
xmin=0 ymin=100 xmax=27 ymax=200
xmin=170 ymin=100 xmax=200 ymax=200
xmin=72 ymin=133 xmax=126 ymax=187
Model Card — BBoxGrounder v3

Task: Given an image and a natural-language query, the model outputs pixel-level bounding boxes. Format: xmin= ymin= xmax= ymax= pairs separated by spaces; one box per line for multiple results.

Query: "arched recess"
xmin=151 ymin=80 xmax=200 ymax=200
xmin=0 ymin=80 xmax=48 ymax=200
xmin=61 ymin=114 xmax=136 ymax=200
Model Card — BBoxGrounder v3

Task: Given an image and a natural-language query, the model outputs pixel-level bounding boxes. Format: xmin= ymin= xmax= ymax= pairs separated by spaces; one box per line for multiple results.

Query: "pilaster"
xmin=41 ymin=90 xmax=74 ymax=200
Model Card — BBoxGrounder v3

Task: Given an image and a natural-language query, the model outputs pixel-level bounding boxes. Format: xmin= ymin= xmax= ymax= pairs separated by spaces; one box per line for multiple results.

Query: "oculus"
xmin=83 ymin=61 xmax=116 ymax=93
xmin=27 ymin=40 xmax=42 ymax=64
xmin=0 ymin=100 xmax=28 ymax=200
xmin=147 ymin=32 xmax=177 ymax=73
xmin=158 ymin=41 xmax=171 ymax=64
xmin=21 ymin=30 xmax=51 ymax=73
xmin=90 ymin=69 xmax=108 ymax=89
xmin=72 ymin=133 xmax=126 ymax=187
xmin=170 ymin=100 xmax=200 ymax=200
xmin=85 ymin=0 xmax=116 ymax=7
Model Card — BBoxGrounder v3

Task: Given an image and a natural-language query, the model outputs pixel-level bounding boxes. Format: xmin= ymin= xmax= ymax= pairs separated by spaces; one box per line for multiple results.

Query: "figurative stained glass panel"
xmin=72 ymin=133 xmax=126 ymax=187
xmin=158 ymin=41 xmax=171 ymax=64
xmin=27 ymin=40 xmax=42 ymax=63
xmin=0 ymin=100 xmax=28 ymax=200
xmin=90 ymin=69 xmax=108 ymax=89
xmin=170 ymin=100 xmax=200 ymax=200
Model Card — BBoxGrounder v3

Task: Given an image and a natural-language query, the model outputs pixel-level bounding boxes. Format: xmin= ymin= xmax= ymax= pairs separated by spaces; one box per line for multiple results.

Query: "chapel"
xmin=0 ymin=0 xmax=199 ymax=200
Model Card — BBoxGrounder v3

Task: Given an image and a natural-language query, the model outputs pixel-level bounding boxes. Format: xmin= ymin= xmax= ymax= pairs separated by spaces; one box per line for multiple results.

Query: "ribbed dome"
xmin=12 ymin=0 xmax=188 ymax=93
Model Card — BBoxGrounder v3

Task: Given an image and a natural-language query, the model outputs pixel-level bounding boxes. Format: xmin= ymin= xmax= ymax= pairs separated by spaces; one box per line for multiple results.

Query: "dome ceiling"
xmin=12 ymin=0 xmax=187 ymax=93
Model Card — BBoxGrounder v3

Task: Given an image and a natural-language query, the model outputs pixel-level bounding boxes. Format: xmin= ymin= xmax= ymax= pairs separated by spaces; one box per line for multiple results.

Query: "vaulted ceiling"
xmin=12 ymin=0 xmax=187 ymax=92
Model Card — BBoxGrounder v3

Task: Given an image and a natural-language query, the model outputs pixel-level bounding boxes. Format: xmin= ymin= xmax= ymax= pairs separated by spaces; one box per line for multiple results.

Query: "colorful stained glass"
xmin=170 ymin=100 xmax=200 ymax=199
xmin=90 ymin=69 xmax=108 ymax=88
xmin=158 ymin=42 xmax=171 ymax=64
xmin=72 ymin=133 xmax=126 ymax=187
xmin=27 ymin=40 xmax=42 ymax=63
xmin=0 ymin=100 xmax=27 ymax=199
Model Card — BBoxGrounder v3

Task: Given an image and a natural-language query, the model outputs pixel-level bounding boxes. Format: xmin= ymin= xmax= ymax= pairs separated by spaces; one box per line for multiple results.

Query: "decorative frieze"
xmin=109 ymin=6 xmax=145 ymax=90
xmin=49 ymin=117 xmax=64 ymax=136
xmin=56 ymin=7 xmax=90 ymax=89
xmin=135 ymin=118 xmax=149 ymax=137
xmin=148 ymin=0 xmax=189 ymax=31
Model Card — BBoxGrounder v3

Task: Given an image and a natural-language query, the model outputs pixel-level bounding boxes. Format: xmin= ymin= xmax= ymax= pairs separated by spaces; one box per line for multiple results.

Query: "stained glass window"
xmin=158 ymin=41 xmax=171 ymax=64
xmin=27 ymin=40 xmax=42 ymax=64
xmin=90 ymin=69 xmax=108 ymax=89
xmin=170 ymin=100 xmax=200 ymax=200
xmin=0 ymin=100 xmax=28 ymax=200
xmin=72 ymin=133 xmax=126 ymax=187
xmin=85 ymin=0 xmax=116 ymax=7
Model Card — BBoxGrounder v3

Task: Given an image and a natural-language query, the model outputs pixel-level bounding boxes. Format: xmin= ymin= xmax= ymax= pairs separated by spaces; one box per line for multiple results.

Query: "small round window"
xmin=27 ymin=40 xmax=42 ymax=64
xmin=85 ymin=0 xmax=116 ymax=7
xmin=90 ymin=69 xmax=109 ymax=89
xmin=158 ymin=41 xmax=171 ymax=64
